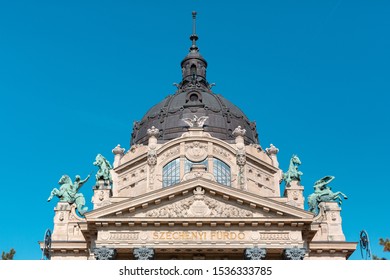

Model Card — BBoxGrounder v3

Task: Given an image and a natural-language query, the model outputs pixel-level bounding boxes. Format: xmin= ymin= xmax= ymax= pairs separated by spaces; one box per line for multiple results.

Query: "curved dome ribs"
xmin=130 ymin=12 xmax=259 ymax=147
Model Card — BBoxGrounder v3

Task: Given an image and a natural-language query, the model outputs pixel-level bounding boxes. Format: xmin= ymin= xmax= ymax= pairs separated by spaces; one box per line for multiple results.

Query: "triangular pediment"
xmin=86 ymin=178 xmax=314 ymax=222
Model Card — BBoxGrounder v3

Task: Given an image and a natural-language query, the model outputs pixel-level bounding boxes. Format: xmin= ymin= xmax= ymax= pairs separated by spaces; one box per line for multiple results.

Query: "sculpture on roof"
xmin=93 ymin=154 xmax=113 ymax=187
xmin=182 ymin=115 xmax=209 ymax=128
xmin=307 ymin=176 xmax=348 ymax=214
xmin=283 ymin=155 xmax=303 ymax=185
xmin=47 ymin=174 xmax=90 ymax=215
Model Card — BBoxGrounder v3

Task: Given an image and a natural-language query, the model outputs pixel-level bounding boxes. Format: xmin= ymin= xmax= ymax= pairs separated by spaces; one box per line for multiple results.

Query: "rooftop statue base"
xmin=92 ymin=180 xmax=112 ymax=210
xmin=312 ymin=202 xmax=346 ymax=242
xmin=284 ymin=180 xmax=305 ymax=209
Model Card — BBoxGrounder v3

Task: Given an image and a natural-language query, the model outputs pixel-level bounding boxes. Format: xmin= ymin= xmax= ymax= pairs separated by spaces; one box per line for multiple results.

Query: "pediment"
xmin=86 ymin=178 xmax=314 ymax=221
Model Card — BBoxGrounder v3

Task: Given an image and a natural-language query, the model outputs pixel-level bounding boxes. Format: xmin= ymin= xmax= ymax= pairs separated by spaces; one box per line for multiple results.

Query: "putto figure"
xmin=308 ymin=176 xmax=348 ymax=214
xmin=47 ymin=174 xmax=90 ymax=215
xmin=93 ymin=154 xmax=113 ymax=187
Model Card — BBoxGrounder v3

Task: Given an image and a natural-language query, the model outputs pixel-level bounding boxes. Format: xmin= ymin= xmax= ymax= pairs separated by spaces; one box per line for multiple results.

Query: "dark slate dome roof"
xmin=130 ymin=12 xmax=259 ymax=146
xmin=130 ymin=91 xmax=259 ymax=146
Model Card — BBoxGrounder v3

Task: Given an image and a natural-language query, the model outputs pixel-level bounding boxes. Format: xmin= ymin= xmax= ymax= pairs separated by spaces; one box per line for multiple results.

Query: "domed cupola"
xmin=179 ymin=11 xmax=209 ymax=92
xmin=130 ymin=12 xmax=259 ymax=147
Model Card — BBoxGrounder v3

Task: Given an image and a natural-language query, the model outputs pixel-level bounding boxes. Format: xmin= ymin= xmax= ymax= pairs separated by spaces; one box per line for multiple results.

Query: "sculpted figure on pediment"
xmin=144 ymin=187 xmax=253 ymax=218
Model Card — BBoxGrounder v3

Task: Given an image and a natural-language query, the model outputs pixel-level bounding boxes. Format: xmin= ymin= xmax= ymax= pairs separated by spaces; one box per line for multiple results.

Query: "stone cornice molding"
xmin=86 ymin=178 xmax=314 ymax=221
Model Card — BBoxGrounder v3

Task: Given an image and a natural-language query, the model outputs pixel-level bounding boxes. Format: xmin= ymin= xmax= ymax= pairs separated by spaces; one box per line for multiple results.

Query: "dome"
xmin=130 ymin=11 xmax=259 ymax=147
xmin=130 ymin=91 xmax=259 ymax=146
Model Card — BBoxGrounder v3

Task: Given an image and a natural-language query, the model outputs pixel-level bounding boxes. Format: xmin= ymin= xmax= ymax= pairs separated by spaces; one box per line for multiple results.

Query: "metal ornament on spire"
xmin=190 ymin=11 xmax=199 ymax=52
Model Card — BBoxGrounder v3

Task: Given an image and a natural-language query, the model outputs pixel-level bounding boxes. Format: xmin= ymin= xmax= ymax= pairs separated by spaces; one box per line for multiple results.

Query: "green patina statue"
xmin=93 ymin=154 xmax=113 ymax=187
xmin=283 ymin=155 xmax=303 ymax=185
xmin=47 ymin=174 xmax=90 ymax=215
xmin=307 ymin=176 xmax=348 ymax=214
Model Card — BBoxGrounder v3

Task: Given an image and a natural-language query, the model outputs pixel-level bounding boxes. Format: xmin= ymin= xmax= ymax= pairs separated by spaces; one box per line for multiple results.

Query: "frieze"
xmin=97 ymin=230 xmax=300 ymax=243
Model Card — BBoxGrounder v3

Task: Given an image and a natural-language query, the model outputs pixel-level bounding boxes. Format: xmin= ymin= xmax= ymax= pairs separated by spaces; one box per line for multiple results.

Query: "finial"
xmin=190 ymin=11 xmax=199 ymax=52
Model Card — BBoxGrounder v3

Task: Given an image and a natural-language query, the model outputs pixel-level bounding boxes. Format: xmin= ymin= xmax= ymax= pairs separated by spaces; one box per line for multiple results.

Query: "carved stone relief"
xmin=161 ymin=147 xmax=180 ymax=161
xmin=185 ymin=141 xmax=208 ymax=162
xmin=213 ymin=146 xmax=232 ymax=162
xmin=144 ymin=187 xmax=253 ymax=218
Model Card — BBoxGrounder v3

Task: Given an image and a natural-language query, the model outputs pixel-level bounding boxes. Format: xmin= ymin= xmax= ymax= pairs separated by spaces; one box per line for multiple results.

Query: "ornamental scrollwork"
xmin=133 ymin=247 xmax=154 ymax=260
xmin=93 ymin=247 xmax=117 ymax=260
xmin=244 ymin=247 xmax=266 ymax=260
xmin=283 ymin=247 xmax=306 ymax=260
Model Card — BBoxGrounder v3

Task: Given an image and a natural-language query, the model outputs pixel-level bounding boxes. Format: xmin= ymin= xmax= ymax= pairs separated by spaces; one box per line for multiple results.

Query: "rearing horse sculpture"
xmin=283 ymin=155 xmax=303 ymax=185
xmin=93 ymin=154 xmax=113 ymax=187
xmin=308 ymin=176 xmax=348 ymax=214
xmin=47 ymin=174 xmax=89 ymax=215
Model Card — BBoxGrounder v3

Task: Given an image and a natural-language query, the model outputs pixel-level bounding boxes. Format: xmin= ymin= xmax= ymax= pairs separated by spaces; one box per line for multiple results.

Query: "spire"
xmin=190 ymin=11 xmax=199 ymax=53
xmin=180 ymin=11 xmax=209 ymax=91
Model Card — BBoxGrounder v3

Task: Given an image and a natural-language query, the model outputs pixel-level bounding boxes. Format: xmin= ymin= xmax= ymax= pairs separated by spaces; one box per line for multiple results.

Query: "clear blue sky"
xmin=0 ymin=0 xmax=389 ymax=260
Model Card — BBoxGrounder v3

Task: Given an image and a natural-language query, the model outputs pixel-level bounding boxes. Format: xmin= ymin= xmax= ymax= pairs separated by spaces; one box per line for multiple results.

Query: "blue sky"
xmin=0 ymin=0 xmax=389 ymax=260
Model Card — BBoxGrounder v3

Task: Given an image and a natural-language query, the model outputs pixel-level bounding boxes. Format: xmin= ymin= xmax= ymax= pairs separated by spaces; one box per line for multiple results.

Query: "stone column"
xmin=283 ymin=247 xmax=306 ymax=260
xmin=93 ymin=247 xmax=117 ymax=260
xmin=244 ymin=247 xmax=266 ymax=260
xmin=233 ymin=126 xmax=247 ymax=190
xmin=133 ymin=247 xmax=155 ymax=260
xmin=112 ymin=144 xmax=125 ymax=168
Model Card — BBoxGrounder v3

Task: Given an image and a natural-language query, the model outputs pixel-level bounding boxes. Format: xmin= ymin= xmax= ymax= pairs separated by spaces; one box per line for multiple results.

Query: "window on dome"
xmin=190 ymin=64 xmax=197 ymax=76
xmin=185 ymin=158 xmax=208 ymax=174
xmin=162 ymin=158 xmax=180 ymax=188
xmin=213 ymin=158 xmax=231 ymax=187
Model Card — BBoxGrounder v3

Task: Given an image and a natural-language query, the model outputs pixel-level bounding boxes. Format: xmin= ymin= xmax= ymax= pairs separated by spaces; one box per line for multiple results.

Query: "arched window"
xmin=190 ymin=64 xmax=197 ymax=76
xmin=162 ymin=158 xmax=180 ymax=188
xmin=213 ymin=158 xmax=231 ymax=187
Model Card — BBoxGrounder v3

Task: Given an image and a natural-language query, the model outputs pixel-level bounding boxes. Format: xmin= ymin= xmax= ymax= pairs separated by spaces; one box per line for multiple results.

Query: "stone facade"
xmin=41 ymin=126 xmax=356 ymax=260
xmin=39 ymin=12 xmax=356 ymax=260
